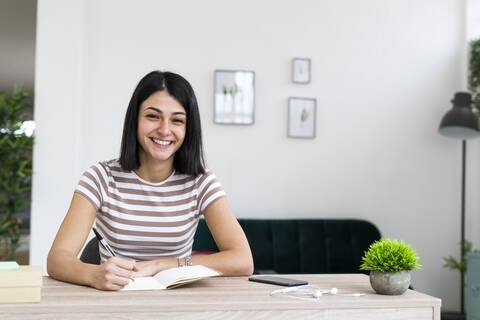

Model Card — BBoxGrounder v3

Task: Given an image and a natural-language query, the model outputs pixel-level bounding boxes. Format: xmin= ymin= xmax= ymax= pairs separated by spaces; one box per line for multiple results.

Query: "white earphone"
xmin=271 ymin=286 xmax=364 ymax=300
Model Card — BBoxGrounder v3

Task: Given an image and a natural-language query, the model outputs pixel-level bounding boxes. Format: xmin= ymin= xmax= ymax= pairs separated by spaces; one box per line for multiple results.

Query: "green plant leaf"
xmin=0 ymin=87 xmax=34 ymax=260
xmin=359 ymin=238 xmax=421 ymax=272
xmin=468 ymin=38 xmax=480 ymax=113
xmin=441 ymin=240 xmax=479 ymax=274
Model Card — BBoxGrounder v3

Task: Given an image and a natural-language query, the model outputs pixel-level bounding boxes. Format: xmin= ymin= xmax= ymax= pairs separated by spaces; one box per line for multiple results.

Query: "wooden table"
xmin=0 ymin=274 xmax=441 ymax=319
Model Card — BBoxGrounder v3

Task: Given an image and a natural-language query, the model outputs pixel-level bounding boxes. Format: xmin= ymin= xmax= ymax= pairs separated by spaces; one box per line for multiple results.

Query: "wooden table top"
xmin=0 ymin=274 xmax=441 ymax=320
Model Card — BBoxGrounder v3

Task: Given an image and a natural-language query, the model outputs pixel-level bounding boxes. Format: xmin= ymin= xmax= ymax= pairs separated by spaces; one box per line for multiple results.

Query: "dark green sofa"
xmin=192 ymin=219 xmax=381 ymax=274
xmin=80 ymin=218 xmax=381 ymax=275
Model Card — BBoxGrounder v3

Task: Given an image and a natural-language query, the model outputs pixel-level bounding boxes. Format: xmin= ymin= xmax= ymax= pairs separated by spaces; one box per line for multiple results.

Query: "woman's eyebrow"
xmin=145 ymin=106 xmax=186 ymax=116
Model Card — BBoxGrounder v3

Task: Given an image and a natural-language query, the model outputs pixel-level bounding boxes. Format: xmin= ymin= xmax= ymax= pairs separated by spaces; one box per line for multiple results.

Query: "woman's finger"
xmin=109 ymin=257 xmax=137 ymax=271
xmin=114 ymin=266 xmax=134 ymax=279
xmin=110 ymin=274 xmax=132 ymax=287
xmin=104 ymin=281 xmax=127 ymax=291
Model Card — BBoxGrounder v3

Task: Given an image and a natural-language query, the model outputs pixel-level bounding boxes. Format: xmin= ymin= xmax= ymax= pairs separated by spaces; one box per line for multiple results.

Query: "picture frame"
xmin=292 ymin=58 xmax=311 ymax=84
xmin=288 ymin=97 xmax=316 ymax=138
xmin=214 ymin=70 xmax=255 ymax=125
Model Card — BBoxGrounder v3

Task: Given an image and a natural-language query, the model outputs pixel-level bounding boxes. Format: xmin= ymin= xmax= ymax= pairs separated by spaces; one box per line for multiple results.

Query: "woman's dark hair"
xmin=119 ymin=71 xmax=205 ymax=176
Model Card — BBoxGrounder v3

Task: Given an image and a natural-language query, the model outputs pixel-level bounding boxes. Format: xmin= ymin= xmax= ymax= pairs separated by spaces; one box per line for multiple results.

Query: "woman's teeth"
xmin=152 ymin=138 xmax=171 ymax=146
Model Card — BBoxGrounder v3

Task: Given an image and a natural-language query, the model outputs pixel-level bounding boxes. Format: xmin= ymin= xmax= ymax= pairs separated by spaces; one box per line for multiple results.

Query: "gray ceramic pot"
xmin=369 ymin=270 xmax=411 ymax=295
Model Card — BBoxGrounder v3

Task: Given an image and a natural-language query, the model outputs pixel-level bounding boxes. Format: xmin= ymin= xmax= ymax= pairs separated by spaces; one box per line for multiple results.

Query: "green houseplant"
xmin=469 ymin=38 xmax=480 ymax=114
xmin=360 ymin=238 xmax=421 ymax=295
xmin=443 ymin=240 xmax=479 ymax=275
xmin=0 ymin=87 xmax=34 ymax=260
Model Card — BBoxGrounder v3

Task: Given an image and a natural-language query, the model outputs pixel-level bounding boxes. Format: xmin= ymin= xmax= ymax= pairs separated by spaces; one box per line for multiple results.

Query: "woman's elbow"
xmin=46 ymin=251 xmax=56 ymax=277
xmin=46 ymin=248 xmax=67 ymax=278
xmin=244 ymin=259 xmax=254 ymax=276
xmin=236 ymin=254 xmax=254 ymax=276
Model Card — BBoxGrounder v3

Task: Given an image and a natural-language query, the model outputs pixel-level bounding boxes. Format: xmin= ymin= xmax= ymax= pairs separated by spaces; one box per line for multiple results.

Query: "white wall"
xmin=31 ymin=0 xmax=85 ymax=272
xmin=32 ymin=0 xmax=477 ymax=311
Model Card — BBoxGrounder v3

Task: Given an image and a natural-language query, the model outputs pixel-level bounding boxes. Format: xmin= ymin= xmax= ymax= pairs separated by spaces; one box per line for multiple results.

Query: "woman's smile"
xmin=151 ymin=138 xmax=173 ymax=147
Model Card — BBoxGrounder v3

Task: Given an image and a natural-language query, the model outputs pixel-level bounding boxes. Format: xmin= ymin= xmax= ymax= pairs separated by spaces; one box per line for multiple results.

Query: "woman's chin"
xmin=150 ymin=151 xmax=174 ymax=162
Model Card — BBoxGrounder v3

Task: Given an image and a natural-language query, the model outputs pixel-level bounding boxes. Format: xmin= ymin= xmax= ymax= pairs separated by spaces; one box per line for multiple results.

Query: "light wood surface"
xmin=0 ymin=274 xmax=441 ymax=320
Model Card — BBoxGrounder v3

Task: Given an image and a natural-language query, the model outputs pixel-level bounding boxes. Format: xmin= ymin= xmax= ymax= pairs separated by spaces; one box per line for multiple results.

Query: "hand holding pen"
xmin=92 ymin=227 xmax=137 ymax=288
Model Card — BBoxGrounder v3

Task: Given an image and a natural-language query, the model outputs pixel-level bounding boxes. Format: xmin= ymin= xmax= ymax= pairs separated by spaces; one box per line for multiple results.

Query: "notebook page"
xmin=121 ymin=277 xmax=165 ymax=291
xmin=153 ymin=265 xmax=219 ymax=288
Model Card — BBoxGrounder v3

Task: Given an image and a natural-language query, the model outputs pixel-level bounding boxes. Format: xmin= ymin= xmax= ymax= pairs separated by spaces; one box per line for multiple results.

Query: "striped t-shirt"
xmin=74 ymin=159 xmax=226 ymax=263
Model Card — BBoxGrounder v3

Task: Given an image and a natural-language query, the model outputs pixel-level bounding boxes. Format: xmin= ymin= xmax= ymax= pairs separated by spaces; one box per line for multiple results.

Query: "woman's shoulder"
xmin=193 ymin=169 xmax=222 ymax=186
xmin=85 ymin=159 xmax=129 ymax=177
xmin=98 ymin=158 xmax=124 ymax=171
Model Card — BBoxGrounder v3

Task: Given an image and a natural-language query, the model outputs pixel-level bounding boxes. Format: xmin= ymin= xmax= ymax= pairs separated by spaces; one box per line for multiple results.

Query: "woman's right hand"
xmin=90 ymin=257 xmax=138 ymax=291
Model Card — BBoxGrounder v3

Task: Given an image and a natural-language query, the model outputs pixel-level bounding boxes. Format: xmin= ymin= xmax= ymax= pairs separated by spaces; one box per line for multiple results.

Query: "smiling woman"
xmin=47 ymin=71 xmax=253 ymax=291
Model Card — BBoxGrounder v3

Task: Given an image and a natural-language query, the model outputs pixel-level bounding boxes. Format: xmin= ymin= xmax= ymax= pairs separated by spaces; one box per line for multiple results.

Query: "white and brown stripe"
xmin=75 ymin=159 xmax=225 ymax=262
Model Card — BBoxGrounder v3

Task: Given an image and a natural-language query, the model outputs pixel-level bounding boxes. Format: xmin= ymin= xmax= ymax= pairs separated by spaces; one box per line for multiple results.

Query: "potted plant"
xmin=0 ymin=87 xmax=34 ymax=260
xmin=360 ymin=238 xmax=421 ymax=295
xmin=443 ymin=240 xmax=480 ymax=316
xmin=443 ymin=240 xmax=479 ymax=276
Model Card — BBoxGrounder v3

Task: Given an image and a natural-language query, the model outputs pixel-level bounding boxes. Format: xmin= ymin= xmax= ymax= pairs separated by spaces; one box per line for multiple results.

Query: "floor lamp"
xmin=439 ymin=92 xmax=480 ymax=315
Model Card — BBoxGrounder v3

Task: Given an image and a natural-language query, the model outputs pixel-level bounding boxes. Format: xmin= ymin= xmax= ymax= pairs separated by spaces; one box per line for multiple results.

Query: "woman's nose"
xmin=157 ymin=120 xmax=170 ymax=135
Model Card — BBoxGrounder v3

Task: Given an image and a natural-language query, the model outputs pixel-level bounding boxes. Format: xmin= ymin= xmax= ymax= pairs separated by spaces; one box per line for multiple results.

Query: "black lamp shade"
xmin=439 ymin=92 xmax=480 ymax=140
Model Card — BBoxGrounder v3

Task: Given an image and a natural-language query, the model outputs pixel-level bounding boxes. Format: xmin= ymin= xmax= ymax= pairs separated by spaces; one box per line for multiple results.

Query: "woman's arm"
xmin=190 ymin=196 xmax=254 ymax=275
xmin=47 ymin=193 xmax=137 ymax=290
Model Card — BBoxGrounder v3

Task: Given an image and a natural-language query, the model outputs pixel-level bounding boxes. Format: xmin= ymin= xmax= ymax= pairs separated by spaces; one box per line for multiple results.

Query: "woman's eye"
xmin=173 ymin=119 xmax=185 ymax=124
xmin=146 ymin=114 xmax=159 ymax=119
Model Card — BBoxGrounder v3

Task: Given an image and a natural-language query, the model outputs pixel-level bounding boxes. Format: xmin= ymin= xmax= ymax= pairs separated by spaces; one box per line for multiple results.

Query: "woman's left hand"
xmin=132 ymin=260 xmax=160 ymax=277
xmin=132 ymin=259 xmax=176 ymax=277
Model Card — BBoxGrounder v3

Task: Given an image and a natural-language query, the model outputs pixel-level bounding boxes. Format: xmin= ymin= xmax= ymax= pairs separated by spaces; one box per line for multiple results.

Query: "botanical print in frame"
xmin=292 ymin=58 xmax=311 ymax=84
xmin=214 ymin=70 xmax=255 ymax=125
xmin=288 ymin=97 xmax=316 ymax=138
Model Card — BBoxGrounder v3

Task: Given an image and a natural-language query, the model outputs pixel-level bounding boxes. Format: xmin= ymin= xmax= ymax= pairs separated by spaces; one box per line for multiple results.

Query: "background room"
xmin=2 ymin=0 xmax=479 ymax=314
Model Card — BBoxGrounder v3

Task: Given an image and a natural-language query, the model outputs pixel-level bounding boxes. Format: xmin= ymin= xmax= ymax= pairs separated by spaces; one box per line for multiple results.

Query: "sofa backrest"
xmin=193 ymin=219 xmax=381 ymax=274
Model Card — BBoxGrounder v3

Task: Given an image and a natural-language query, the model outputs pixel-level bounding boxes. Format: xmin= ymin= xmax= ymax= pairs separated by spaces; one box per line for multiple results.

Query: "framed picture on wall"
xmin=214 ymin=70 xmax=255 ymax=125
xmin=288 ymin=97 xmax=316 ymax=138
xmin=292 ymin=58 xmax=311 ymax=84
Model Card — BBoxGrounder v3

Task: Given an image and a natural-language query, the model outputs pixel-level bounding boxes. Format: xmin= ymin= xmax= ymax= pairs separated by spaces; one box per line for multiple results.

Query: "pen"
xmin=92 ymin=227 xmax=117 ymax=257
xmin=92 ymin=227 xmax=135 ymax=282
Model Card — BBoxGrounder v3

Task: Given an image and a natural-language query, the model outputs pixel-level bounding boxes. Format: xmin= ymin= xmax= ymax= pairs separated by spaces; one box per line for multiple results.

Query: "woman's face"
xmin=137 ymin=90 xmax=187 ymax=164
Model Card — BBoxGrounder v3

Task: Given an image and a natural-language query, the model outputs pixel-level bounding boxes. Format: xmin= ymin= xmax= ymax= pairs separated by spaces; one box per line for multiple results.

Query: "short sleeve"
xmin=74 ymin=163 xmax=108 ymax=210
xmin=196 ymin=171 xmax=226 ymax=214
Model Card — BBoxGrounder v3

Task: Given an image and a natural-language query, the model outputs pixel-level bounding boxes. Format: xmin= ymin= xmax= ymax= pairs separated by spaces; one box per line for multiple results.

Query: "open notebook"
xmin=122 ymin=265 xmax=220 ymax=291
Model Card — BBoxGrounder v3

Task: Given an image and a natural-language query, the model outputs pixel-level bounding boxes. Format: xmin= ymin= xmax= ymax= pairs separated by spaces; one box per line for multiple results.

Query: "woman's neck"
xmin=135 ymin=154 xmax=174 ymax=183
